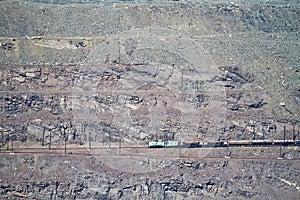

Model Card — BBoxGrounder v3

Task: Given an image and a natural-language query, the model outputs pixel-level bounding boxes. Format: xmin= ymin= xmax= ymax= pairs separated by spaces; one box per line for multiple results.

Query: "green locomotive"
xmin=148 ymin=141 xmax=179 ymax=148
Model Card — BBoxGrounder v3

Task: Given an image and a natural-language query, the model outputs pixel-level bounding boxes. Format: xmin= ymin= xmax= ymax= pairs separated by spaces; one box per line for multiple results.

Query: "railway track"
xmin=1 ymin=145 xmax=299 ymax=162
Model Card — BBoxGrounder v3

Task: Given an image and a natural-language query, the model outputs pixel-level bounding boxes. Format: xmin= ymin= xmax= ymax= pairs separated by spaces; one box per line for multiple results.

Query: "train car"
xmin=199 ymin=141 xmax=208 ymax=147
xmin=273 ymin=140 xmax=300 ymax=146
xmin=251 ymin=140 xmax=274 ymax=146
xmin=214 ymin=141 xmax=228 ymax=147
xmin=227 ymin=140 xmax=252 ymax=146
xmin=164 ymin=141 xmax=179 ymax=147
xmin=182 ymin=142 xmax=200 ymax=148
xmin=149 ymin=141 xmax=165 ymax=148
xmin=148 ymin=141 xmax=180 ymax=148
xmin=198 ymin=141 xmax=228 ymax=147
xmin=180 ymin=141 xmax=201 ymax=148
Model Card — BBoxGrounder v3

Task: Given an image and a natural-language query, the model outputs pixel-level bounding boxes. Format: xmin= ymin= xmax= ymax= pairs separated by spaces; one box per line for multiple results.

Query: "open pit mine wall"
xmin=0 ymin=0 xmax=299 ymax=147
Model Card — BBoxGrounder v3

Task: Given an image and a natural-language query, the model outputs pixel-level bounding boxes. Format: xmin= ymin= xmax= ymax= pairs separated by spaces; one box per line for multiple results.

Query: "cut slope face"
xmin=1 ymin=0 xmax=299 ymax=145
xmin=0 ymin=0 xmax=300 ymax=199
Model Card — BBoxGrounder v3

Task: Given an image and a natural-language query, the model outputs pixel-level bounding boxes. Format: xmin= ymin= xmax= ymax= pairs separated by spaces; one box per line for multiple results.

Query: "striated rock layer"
xmin=0 ymin=0 xmax=299 ymax=199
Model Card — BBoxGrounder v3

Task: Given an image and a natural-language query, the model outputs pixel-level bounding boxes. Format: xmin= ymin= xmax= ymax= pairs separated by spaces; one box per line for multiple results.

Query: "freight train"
xmin=148 ymin=140 xmax=300 ymax=148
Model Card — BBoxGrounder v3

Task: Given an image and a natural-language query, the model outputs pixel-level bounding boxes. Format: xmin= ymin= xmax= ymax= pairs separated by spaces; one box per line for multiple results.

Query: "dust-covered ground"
xmin=0 ymin=0 xmax=299 ymax=199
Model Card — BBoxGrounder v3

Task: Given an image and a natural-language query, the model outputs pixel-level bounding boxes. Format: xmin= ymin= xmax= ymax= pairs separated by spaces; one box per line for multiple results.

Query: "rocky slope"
xmin=0 ymin=0 xmax=299 ymax=199
xmin=1 ymin=154 xmax=300 ymax=199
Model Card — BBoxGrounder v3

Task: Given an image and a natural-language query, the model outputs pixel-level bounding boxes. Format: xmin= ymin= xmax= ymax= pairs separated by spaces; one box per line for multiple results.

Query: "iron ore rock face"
xmin=0 ymin=0 xmax=299 ymax=199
